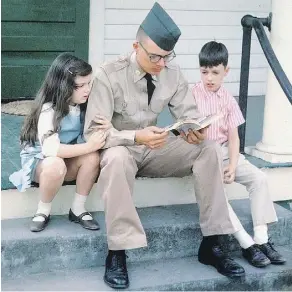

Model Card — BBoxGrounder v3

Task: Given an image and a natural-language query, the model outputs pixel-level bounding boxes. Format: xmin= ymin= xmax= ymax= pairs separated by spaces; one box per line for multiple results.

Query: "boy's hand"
xmin=223 ymin=164 xmax=236 ymax=184
xmin=180 ymin=128 xmax=206 ymax=144
xmin=135 ymin=126 xmax=169 ymax=149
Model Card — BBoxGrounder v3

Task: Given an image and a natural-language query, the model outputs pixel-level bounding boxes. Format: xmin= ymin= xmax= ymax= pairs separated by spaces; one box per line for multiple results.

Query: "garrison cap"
xmin=140 ymin=2 xmax=181 ymax=51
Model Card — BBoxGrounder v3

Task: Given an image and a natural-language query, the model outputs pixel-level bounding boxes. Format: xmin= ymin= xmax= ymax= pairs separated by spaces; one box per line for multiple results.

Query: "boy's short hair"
xmin=199 ymin=41 xmax=228 ymax=68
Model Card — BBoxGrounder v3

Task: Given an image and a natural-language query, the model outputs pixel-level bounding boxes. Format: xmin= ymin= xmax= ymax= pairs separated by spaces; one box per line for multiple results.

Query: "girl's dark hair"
xmin=20 ymin=53 xmax=92 ymax=146
xmin=199 ymin=41 xmax=228 ymax=68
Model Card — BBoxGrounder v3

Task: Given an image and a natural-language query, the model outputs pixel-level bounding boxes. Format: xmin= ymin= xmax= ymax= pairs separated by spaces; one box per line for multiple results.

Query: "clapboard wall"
xmin=89 ymin=0 xmax=272 ymax=97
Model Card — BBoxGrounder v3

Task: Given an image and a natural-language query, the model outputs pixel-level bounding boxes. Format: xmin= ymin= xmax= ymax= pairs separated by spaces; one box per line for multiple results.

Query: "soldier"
xmin=85 ymin=2 xmax=246 ymax=289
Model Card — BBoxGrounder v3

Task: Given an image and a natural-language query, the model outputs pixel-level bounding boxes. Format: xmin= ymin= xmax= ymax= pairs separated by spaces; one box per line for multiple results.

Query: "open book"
xmin=164 ymin=113 xmax=223 ymax=136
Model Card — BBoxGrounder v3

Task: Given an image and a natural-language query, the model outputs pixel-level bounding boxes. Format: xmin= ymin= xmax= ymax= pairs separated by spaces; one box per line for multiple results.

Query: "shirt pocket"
xmin=150 ymin=99 xmax=165 ymax=114
xmin=114 ymin=97 xmax=137 ymax=116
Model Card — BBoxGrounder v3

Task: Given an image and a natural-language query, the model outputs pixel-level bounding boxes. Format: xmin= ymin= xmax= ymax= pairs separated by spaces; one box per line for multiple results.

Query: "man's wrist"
xmin=134 ymin=130 xmax=141 ymax=144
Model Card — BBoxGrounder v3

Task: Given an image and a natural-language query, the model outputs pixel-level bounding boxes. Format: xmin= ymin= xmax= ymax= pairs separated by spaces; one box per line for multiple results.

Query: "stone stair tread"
xmin=2 ymin=200 xmax=292 ymax=280
xmin=2 ymin=246 xmax=292 ymax=291
xmin=2 ymin=199 xmax=291 ymax=241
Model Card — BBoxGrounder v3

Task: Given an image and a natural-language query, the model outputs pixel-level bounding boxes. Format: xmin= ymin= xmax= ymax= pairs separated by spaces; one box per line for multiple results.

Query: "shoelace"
xmin=111 ymin=254 xmax=126 ymax=272
xmin=213 ymin=245 xmax=232 ymax=260
xmin=264 ymin=240 xmax=276 ymax=253
xmin=249 ymin=245 xmax=262 ymax=256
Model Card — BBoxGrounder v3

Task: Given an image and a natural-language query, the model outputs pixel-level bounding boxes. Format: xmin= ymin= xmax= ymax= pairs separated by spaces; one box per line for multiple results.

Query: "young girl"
xmin=9 ymin=53 xmax=111 ymax=232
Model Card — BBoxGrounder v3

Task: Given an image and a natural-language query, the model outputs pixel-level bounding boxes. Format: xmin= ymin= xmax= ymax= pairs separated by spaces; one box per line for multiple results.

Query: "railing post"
xmin=238 ymin=23 xmax=252 ymax=153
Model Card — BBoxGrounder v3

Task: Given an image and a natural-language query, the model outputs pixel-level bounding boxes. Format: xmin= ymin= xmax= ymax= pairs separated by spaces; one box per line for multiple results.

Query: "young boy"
xmin=192 ymin=41 xmax=286 ymax=267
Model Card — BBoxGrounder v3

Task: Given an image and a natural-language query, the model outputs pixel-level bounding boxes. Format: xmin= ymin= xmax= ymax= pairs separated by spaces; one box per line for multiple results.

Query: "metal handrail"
xmin=238 ymin=14 xmax=292 ymax=152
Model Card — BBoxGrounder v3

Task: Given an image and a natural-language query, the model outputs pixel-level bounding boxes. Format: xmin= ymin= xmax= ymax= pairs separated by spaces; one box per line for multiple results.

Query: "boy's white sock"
xmin=254 ymin=225 xmax=268 ymax=245
xmin=33 ymin=201 xmax=52 ymax=222
xmin=71 ymin=193 xmax=91 ymax=220
xmin=233 ymin=229 xmax=255 ymax=249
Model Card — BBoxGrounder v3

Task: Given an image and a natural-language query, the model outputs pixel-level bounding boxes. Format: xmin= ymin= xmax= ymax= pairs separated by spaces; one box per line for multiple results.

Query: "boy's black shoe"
xmin=242 ymin=244 xmax=271 ymax=267
xmin=198 ymin=235 xmax=245 ymax=277
xmin=104 ymin=250 xmax=129 ymax=289
xmin=256 ymin=241 xmax=286 ymax=265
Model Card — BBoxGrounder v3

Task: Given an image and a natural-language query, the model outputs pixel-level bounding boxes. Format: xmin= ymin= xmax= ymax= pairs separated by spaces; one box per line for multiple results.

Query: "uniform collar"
xmin=130 ymin=52 xmax=158 ymax=83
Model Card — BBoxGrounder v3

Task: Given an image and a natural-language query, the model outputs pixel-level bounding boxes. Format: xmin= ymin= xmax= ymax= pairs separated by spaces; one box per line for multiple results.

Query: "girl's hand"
xmin=90 ymin=115 xmax=112 ymax=131
xmin=223 ymin=164 xmax=236 ymax=184
xmin=87 ymin=131 xmax=107 ymax=151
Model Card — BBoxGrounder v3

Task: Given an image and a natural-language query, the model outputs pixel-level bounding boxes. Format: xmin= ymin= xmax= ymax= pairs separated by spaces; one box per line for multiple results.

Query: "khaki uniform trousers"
xmin=99 ymin=136 xmax=244 ymax=250
xmin=221 ymin=144 xmax=278 ymax=227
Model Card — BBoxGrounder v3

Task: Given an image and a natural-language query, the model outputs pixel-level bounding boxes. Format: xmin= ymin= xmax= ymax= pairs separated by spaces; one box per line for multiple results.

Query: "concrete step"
xmin=2 ymin=167 xmax=292 ymax=220
xmin=2 ymin=246 xmax=292 ymax=291
xmin=2 ymin=199 xmax=292 ymax=280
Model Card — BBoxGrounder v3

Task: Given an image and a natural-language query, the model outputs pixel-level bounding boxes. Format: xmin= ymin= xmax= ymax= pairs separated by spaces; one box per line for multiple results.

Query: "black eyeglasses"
xmin=139 ymin=42 xmax=176 ymax=63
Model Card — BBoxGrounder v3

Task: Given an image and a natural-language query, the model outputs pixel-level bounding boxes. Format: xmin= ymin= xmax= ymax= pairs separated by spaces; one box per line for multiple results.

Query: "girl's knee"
xmin=42 ymin=157 xmax=67 ymax=179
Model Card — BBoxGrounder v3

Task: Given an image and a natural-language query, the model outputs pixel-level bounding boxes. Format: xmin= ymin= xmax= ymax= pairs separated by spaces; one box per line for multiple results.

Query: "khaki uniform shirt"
xmin=84 ymin=52 xmax=201 ymax=148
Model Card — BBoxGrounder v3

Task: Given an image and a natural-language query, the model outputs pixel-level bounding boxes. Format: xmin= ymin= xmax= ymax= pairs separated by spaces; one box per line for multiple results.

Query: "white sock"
xmin=71 ymin=193 xmax=91 ymax=220
xmin=254 ymin=225 xmax=268 ymax=245
xmin=233 ymin=229 xmax=255 ymax=249
xmin=33 ymin=201 xmax=52 ymax=222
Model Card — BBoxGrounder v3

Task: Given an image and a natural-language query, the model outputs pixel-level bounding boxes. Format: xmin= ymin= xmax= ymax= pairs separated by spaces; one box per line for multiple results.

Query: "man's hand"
xmin=223 ymin=164 xmax=236 ymax=184
xmin=135 ymin=126 xmax=168 ymax=149
xmin=180 ymin=128 xmax=206 ymax=144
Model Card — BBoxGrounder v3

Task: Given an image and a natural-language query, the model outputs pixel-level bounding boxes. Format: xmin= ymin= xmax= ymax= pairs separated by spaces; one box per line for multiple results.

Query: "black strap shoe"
xmin=30 ymin=213 xmax=50 ymax=232
xmin=68 ymin=209 xmax=100 ymax=230
xmin=256 ymin=240 xmax=286 ymax=265
xmin=104 ymin=250 xmax=129 ymax=289
xmin=198 ymin=236 xmax=245 ymax=277
xmin=242 ymin=244 xmax=271 ymax=267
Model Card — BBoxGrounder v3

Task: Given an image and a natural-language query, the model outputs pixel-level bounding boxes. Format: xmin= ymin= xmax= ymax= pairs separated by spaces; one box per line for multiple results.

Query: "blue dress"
xmin=9 ymin=107 xmax=85 ymax=192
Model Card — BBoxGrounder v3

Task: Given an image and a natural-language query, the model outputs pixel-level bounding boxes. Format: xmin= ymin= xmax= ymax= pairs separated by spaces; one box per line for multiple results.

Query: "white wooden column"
xmin=88 ymin=0 xmax=105 ymax=73
xmin=246 ymin=0 xmax=292 ymax=163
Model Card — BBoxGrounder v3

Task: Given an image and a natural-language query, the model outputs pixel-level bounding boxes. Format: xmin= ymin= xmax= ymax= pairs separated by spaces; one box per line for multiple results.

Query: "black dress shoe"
xmin=104 ymin=250 xmax=129 ymax=289
xmin=242 ymin=244 xmax=271 ymax=267
xmin=256 ymin=241 xmax=286 ymax=265
xmin=68 ymin=209 xmax=100 ymax=230
xmin=30 ymin=213 xmax=50 ymax=232
xmin=198 ymin=236 xmax=245 ymax=277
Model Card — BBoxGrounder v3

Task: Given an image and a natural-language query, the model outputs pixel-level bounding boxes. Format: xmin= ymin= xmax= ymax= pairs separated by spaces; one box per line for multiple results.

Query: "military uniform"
xmin=84 ymin=51 xmax=244 ymax=250
xmin=93 ymin=4 xmax=248 ymax=288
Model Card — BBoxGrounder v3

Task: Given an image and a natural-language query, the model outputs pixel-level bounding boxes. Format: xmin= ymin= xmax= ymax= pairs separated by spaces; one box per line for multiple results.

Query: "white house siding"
xmin=89 ymin=0 xmax=272 ymax=96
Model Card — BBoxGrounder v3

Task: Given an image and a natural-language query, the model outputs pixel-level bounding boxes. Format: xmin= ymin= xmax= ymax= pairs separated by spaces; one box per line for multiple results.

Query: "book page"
xmin=199 ymin=113 xmax=223 ymax=128
xmin=164 ymin=113 xmax=223 ymax=135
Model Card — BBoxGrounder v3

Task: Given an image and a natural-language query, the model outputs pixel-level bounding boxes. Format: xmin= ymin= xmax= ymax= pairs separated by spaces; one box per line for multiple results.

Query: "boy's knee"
xmin=253 ymin=170 xmax=267 ymax=186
